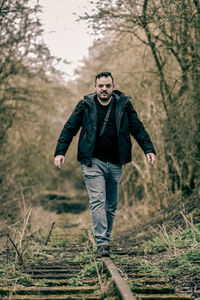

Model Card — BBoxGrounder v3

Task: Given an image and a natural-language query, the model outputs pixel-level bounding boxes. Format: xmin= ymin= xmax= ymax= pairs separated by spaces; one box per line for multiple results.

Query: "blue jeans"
xmin=81 ymin=158 xmax=122 ymax=245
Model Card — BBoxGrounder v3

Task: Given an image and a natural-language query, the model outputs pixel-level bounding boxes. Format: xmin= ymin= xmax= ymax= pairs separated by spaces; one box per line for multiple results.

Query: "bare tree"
xmin=0 ymin=0 xmax=54 ymax=142
xmin=82 ymin=0 xmax=200 ymax=110
xmin=81 ymin=0 xmax=200 ymax=197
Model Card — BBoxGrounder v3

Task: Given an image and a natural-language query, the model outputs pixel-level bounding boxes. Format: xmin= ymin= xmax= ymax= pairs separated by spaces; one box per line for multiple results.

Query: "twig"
xmin=19 ymin=183 xmax=26 ymax=213
xmin=6 ymin=234 xmax=9 ymax=264
xmin=87 ymin=229 xmax=103 ymax=290
xmin=181 ymin=212 xmax=200 ymax=236
xmin=87 ymin=229 xmax=96 ymax=249
xmin=7 ymin=233 xmax=24 ymax=268
xmin=18 ymin=206 xmax=32 ymax=252
xmin=7 ymin=207 xmax=32 ymax=228
xmin=45 ymin=222 xmax=56 ymax=245
xmin=93 ymin=254 xmax=103 ymax=290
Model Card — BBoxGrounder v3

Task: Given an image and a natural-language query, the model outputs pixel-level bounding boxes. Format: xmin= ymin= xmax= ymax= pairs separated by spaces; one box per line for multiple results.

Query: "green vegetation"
xmin=144 ymin=222 xmax=200 ymax=254
xmin=135 ymin=215 xmax=200 ymax=285
xmin=0 ymin=263 xmax=32 ymax=285
xmin=68 ymin=277 xmax=84 ymax=287
xmin=138 ymin=265 xmax=164 ymax=278
xmin=80 ymin=260 xmax=102 ymax=278
xmin=166 ymin=248 xmax=200 ymax=276
xmin=33 ymin=280 xmax=48 ymax=287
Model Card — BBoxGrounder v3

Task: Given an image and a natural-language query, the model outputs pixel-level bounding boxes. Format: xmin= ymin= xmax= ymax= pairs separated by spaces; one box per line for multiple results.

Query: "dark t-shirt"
xmin=92 ymin=97 xmax=120 ymax=164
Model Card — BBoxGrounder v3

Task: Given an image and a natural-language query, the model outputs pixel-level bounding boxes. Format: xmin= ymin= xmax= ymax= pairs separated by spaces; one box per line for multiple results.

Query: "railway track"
xmin=0 ymin=216 xmax=193 ymax=299
xmin=106 ymin=241 xmax=193 ymax=300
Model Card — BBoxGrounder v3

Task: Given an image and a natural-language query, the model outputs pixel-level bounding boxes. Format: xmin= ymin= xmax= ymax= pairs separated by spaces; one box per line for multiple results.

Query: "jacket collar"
xmin=83 ymin=90 xmax=130 ymax=134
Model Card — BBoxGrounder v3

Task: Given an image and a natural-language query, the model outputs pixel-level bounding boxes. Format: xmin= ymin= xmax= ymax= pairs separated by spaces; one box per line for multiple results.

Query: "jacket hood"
xmin=113 ymin=90 xmax=126 ymax=98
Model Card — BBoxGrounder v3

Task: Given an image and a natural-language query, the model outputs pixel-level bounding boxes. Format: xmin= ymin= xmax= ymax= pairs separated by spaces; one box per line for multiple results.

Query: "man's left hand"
xmin=146 ymin=153 xmax=156 ymax=165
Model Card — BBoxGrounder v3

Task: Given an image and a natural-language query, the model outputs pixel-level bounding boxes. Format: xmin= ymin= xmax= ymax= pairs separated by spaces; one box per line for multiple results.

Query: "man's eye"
xmin=98 ymin=84 xmax=112 ymax=88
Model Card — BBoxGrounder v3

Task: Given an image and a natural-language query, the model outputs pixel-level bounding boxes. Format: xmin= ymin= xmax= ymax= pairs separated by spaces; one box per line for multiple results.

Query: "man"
xmin=54 ymin=72 xmax=156 ymax=258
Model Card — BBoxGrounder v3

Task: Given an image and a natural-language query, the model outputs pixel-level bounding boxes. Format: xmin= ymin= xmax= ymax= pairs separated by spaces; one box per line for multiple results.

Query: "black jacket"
xmin=54 ymin=90 xmax=156 ymax=165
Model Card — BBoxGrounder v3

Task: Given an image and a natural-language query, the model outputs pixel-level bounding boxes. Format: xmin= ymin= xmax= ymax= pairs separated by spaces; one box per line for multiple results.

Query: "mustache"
xmin=101 ymin=91 xmax=108 ymax=94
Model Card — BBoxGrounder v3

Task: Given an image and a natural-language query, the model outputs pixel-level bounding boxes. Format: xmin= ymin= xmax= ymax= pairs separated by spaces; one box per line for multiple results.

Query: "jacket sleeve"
xmin=127 ymin=100 xmax=156 ymax=155
xmin=54 ymin=100 xmax=86 ymax=157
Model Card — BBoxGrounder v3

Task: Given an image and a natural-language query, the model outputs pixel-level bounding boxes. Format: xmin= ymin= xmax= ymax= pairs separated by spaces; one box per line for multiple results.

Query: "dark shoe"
xmin=96 ymin=245 xmax=110 ymax=258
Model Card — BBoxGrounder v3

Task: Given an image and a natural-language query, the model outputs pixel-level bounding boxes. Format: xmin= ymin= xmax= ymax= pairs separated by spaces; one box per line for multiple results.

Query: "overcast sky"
xmin=38 ymin=0 xmax=97 ymax=80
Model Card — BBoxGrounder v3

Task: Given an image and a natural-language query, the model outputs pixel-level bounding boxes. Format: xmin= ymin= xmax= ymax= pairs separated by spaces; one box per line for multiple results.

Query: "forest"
xmin=1 ymin=0 xmax=199 ymax=218
xmin=0 ymin=0 xmax=199 ymax=284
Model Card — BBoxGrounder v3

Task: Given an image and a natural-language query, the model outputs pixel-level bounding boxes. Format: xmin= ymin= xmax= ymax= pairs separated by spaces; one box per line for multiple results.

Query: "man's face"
xmin=95 ymin=76 xmax=114 ymax=102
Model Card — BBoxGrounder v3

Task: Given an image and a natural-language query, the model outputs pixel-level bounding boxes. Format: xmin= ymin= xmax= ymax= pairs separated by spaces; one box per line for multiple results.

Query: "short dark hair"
xmin=95 ymin=72 xmax=114 ymax=84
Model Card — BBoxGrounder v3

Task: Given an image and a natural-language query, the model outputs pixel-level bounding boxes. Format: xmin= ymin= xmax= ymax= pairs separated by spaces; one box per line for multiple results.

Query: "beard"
xmin=98 ymin=91 xmax=112 ymax=101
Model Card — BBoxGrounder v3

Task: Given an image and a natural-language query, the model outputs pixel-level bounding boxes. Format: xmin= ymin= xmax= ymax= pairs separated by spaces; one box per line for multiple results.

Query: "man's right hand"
xmin=54 ymin=155 xmax=65 ymax=169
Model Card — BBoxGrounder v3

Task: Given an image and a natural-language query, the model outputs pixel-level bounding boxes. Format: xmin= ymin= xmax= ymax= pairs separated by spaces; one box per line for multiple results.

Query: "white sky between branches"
xmin=38 ymin=0 xmax=97 ymax=80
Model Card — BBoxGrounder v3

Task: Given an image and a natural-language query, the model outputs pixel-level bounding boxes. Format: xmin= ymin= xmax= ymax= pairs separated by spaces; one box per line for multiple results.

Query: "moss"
xmin=138 ymin=264 xmax=164 ymax=277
